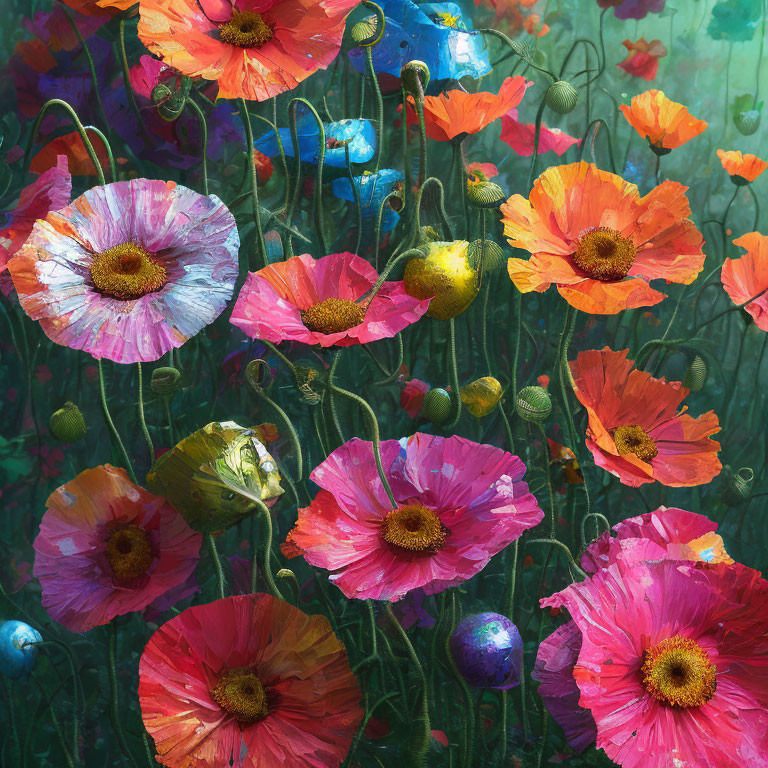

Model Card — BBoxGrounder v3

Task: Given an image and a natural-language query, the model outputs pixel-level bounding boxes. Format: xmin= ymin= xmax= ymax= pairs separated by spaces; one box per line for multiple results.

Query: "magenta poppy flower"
xmin=541 ymin=555 xmax=768 ymax=768
xmin=7 ymin=178 xmax=239 ymax=364
xmin=284 ymin=433 xmax=543 ymax=601
xmin=617 ymin=38 xmax=667 ymax=80
xmin=535 ymin=507 xmax=736 ymax=756
xmin=230 ymin=252 xmax=430 ymax=347
xmin=500 ymin=109 xmax=581 ymax=157
xmin=34 ymin=465 xmax=202 ymax=633
xmin=597 ymin=0 xmax=665 ymax=20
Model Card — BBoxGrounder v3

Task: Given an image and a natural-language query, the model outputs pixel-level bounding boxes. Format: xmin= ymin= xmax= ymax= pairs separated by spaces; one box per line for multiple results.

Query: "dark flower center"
xmin=90 ymin=242 xmax=167 ymax=300
xmin=613 ymin=424 xmax=658 ymax=462
xmin=220 ymin=11 xmax=273 ymax=48
xmin=210 ymin=668 xmax=269 ymax=723
xmin=300 ymin=298 xmax=366 ymax=334
xmin=572 ymin=227 xmax=636 ymax=282
xmin=641 ymin=636 xmax=716 ymax=708
xmin=105 ymin=525 xmax=153 ymax=583
xmin=381 ymin=504 xmax=447 ymax=554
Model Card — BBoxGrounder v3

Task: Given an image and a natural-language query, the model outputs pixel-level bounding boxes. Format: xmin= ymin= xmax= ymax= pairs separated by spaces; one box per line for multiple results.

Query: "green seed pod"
xmin=468 ymin=240 xmax=505 ymax=273
xmin=151 ymin=366 xmax=182 ymax=397
xmin=682 ymin=355 xmax=708 ymax=392
xmin=545 ymin=80 xmax=579 ymax=115
xmin=733 ymin=110 xmax=760 ymax=136
xmin=350 ymin=17 xmax=381 ymax=46
xmin=515 ymin=386 xmax=552 ymax=423
xmin=401 ymin=60 xmax=430 ymax=98
xmin=466 ymin=179 xmax=505 ymax=208
xmin=422 ymin=388 xmax=453 ymax=425
xmin=152 ymin=83 xmax=187 ymax=122
xmin=49 ymin=402 xmax=87 ymax=443
xmin=721 ymin=466 xmax=754 ymax=507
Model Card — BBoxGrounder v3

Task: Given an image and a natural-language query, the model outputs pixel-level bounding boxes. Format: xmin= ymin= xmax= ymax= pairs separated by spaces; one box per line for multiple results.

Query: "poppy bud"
xmin=682 ymin=355 xmax=707 ymax=392
xmin=545 ymin=80 xmax=579 ymax=115
xmin=350 ymin=17 xmax=380 ymax=46
xmin=151 ymin=366 xmax=182 ymax=397
xmin=733 ymin=110 xmax=760 ymax=136
xmin=515 ymin=386 xmax=552 ymax=422
xmin=49 ymin=402 xmax=87 ymax=443
xmin=294 ymin=365 xmax=324 ymax=406
xmin=422 ymin=388 xmax=452 ymax=425
xmin=152 ymin=83 xmax=186 ymax=122
xmin=721 ymin=466 xmax=754 ymax=507
xmin=465 ymin=178 xmax=505 ymax=208
xmin=401 ymin=60 xmax=430 ymax=98
xmin=0 ymin=620 xmax=42 ymax=679
xmin=468 ymin=239 xmax=505 ymax=273
xmin=461 ymin=377 xmax=503 ymax=418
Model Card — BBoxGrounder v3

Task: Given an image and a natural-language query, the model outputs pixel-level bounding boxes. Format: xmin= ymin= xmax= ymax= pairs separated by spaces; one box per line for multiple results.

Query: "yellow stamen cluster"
xmin=210 ymin=668 xmax=269 ymax=723
xmin=300 ymin=298 xmax=365 ymax=335
xmin=381 ymin=504 xmax=447 ymax=554
xmin=105 ymin=525 xmax=153 ymax=583
xmin=90 ymin=242 xmax=167 ymax=300
xmin=219 ymin=11 xmax=273 ymax=48
xmin=613 ymin=424 xmax=658 ymax=462
xmin=573 ymin=227 xmax=636 ymax=282
xmin=642 ymin=636 xmax=716 ymax=708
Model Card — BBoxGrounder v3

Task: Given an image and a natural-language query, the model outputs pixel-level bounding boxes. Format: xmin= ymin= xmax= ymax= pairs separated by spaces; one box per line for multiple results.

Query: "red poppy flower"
xmin=500 ymin=109 xmax=581 ymax=157
xmin=405 ymin=76 xmax=531 ymax=141
xmin=617 ymin=38 xmax=667 ymax=80
xmin=138 ymin=594 xmax=362 ymax=768
xmin=569 ymin=347 xmax=721 ymax=487
xmin=29 ymin=131 xmax=111 ymax=177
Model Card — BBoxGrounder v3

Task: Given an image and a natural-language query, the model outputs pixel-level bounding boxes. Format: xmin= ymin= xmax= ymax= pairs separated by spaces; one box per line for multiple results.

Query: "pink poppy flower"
xmin=617 ymin=38 xmax=667 ymax=80
xmin=230 ymin=252 xmax=429 ymax=348
xmin=138 ymin=594 xmax=362 ymax=768
xmin=0 ymin=156 xmax=71 ymax=274
xmin=7 ymin=178 xmax=239 ymax=364
xmin=535 ymin=506 xmax=735 ymax=754
xmin=400 ymin=377 xmax=430 ymax=418
xmin=540 ymin=557 xmax=768 ymax=768
xmin=500 ymin=109 xmax=581 ymax=157
xmin=33 ymin=465 xmax=202 ymax=633
xmin=284 ymin=433 xmax=543 ymax=601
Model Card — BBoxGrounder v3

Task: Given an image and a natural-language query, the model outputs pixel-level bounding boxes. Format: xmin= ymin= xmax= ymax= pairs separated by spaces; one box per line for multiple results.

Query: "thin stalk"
xmin=185 ymin=98 xmax=209 ymax=195
xmin=107 ymin=623 xmax=139 ymax=768
xmin=249 ymin=498 xmax=282 ymax=598
xmin=446 ymin=318 xmax=462 ymax=428
xmin=238 ymin=100 xmax=267 ymax=270
xmin=207 ymin=534 xmax=226 ymax=600
xmin=98 ymin=359 xmax=136 ymax=483
xmin=136 ymin=362 xmax=154 ymax=468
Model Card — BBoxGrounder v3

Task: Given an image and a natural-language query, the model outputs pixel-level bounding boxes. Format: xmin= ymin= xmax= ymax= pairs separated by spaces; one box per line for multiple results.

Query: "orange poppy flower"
xmin=721 ymin=232 xmax=768 ymax=331
xmin=30 ymin=132 xmax=111 ymax=177
xmin=405 ymin=76 xmax=531 ymax=142
xmin=59 ymin=0 xmax=135 ymax=14
xmin=619 ymin=89 xmax=707 ymax=152
xmin=137 ymin=0 xmax=358 ymax=102
xmin=502 ymin=162 xmax=705 ymax=314
xmin=716 ymin=150 xmax=768 ymax=184
xmin=570 ymin=347 xmax=722 ymax=488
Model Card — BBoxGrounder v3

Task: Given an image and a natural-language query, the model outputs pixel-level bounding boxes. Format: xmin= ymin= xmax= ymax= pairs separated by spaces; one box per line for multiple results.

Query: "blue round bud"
xmin=449 ymin=612 xmax=523 ymax=689
xmin=0 ymin=620 xmax=42 ymax=679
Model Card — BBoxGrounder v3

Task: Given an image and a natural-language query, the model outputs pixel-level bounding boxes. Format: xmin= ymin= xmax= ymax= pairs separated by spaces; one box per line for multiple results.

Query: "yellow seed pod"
xmin=146 ymin=421 xmax=283 ymax=533
xmin=403 ymin=240 xmax=479 ymax=319
xmin=460 ymin=377 xmax=503 ymax=418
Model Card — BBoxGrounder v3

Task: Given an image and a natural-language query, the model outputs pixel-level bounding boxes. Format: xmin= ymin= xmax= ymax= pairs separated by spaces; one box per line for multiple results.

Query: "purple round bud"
xmin=449 ymin=612 xmax=523 ymax=689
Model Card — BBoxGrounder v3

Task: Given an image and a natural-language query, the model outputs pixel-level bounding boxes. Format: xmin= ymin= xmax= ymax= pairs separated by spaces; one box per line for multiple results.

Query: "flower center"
xmin=300 ymin=298 xmax=366 ymax=334
xmin=572 ymin=227 xmax=636 ymax=282
xmin=210 ymin=668 xmax=269 ymax=724
xmin=641 ymin=636 xmax=716 ymax=708
xmin=381 ymin=504 xmax=447 ymax=554
xmin=105 ymin=525 xmax=153 ymax=583
xmin=613 ymin=424 xmax=658 ymax=462
xmin=90 ymin=242 xmax=167 ymax=300
xmin=220 ymin=11 xmax=273 ymax=48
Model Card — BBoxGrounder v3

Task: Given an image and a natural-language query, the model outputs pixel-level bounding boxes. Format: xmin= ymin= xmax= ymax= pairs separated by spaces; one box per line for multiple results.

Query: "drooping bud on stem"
xmin=515 ymin=386 xmax=552 ymax=422
xmin=545 ymin=80 xmax=579 ymax=114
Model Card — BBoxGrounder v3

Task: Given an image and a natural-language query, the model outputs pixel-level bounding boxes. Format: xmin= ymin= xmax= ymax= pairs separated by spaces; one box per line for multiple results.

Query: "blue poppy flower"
xmin=254 ymin=116 xmax=376 ymax=168
xmin=332 ymin=169 xmax=404 ymax=232
xmin=348 ymin=0 xmax=491 ymax=83
xmin=0 ymin=620 xmax=42 ymax=679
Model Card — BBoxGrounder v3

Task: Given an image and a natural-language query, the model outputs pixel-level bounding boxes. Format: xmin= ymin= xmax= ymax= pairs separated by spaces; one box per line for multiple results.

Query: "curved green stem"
xmin=136 ymin=362 xmax=154 ymax=468
xmin=478 ymin=28 xmax=557 ymax=81
xmin=207 ymin=534 xmax=226 ymax=599
xmin=249 ymin=498 xmax=282 ymax=598
xmin=98 ymin=359 xmax=136 ymax=483
xmin=446 ymin=592 xmax=475 ymax=768
xmin=527 ymin=97 xmax=547 ymax=190
xmin=238 ymin=100 xmax=267 ymax=271
xmin=578 ymin=119 xmax=616 ymax=173
xmin=527 ymin=538 xmax=587 ymax=578
xmin=185 ymin=98 xmax=209 ymax=195
xmin=118 ymin=18 xmax=145 ymax=133
xmin=107 ymin=623 xmax=139 ymax=768
xmin=363 ymin=44 xmax=384 ymax=172
xmin=446 ymin=318 xmax=462 ymax=429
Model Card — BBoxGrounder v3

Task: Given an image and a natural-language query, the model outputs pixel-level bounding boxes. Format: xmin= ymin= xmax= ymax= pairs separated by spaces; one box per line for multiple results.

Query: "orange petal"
xmin=557 ymin=276 xmax=665 ymax=314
